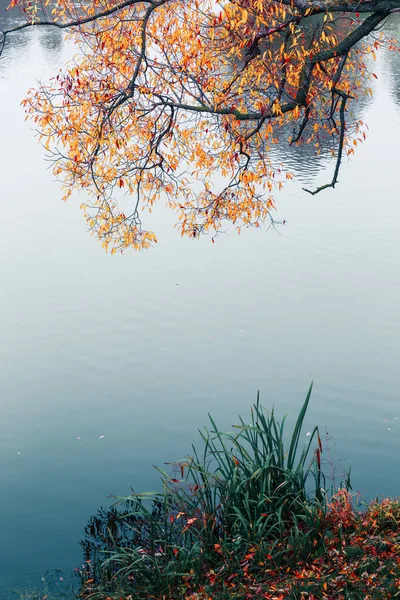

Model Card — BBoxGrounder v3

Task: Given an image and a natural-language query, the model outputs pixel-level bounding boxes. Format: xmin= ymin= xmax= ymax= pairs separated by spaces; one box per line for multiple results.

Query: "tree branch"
xmin=0 ymin=0 xmax=166 ymax=56
xmin=303 ymin=89 xmax=351 ymax=195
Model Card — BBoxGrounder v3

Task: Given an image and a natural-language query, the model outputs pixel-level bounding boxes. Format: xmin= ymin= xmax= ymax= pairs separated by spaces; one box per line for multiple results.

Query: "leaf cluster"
xmin=6 ymin=0 xmax=399 ymax=250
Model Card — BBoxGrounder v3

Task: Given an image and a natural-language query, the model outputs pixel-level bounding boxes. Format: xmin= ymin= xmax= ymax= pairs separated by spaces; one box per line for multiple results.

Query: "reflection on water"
xmin=269 ymin=82 xmax=373 ymax=184
xmin=380 ymin=14 xmax=400 ymax=108
xmin=0 ymin=0 xmax=64 ymax=75
xmin=1 ymin=4 xmax=400 ymax=595
xmin=37 ymin=27 xmax=64 ymax=54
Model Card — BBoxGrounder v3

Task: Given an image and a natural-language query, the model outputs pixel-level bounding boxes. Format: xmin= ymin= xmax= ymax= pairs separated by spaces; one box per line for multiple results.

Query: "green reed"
xmin=81 ymin=384 xmax=328 ymax=598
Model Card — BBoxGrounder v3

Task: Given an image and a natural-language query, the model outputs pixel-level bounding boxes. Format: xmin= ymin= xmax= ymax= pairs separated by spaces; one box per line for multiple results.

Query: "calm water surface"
xmin=1 ymin=3 xmax=400 ymax=593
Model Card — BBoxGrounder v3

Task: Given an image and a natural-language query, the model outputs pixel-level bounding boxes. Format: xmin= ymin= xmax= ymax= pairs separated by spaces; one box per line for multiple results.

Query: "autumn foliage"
xmin=3 ymin=0 xmax=400 ymax=250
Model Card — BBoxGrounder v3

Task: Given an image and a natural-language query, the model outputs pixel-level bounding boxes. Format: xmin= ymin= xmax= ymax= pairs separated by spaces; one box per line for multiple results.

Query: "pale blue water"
xmin=1 ymin=3 xmax=400 ymax=593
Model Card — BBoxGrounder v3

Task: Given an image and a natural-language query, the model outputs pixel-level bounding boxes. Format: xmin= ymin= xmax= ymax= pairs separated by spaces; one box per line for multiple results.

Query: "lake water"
xmin=1 ymin=3 xmax=400 ymax=594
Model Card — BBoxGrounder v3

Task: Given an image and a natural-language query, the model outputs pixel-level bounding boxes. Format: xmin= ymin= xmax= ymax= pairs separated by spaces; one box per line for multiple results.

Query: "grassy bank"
xmin=15 ymin=385 xmax=399 ymax=600
xmin=73 ymin=385 xmax=399 ymax=600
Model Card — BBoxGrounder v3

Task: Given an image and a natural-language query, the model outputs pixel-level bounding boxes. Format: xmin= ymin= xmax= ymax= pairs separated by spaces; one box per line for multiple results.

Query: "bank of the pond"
xmin=73 ymin=388 xmax=400 ymax=600
xmin=16 ymin=389 xmax=400 ymax=600
xmin=75 ymin=493 xmax=400 ymax=600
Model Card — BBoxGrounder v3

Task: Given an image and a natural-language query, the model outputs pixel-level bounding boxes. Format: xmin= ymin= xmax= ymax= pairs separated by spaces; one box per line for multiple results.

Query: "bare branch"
xmin=303 ymin=90 xmax=351 ymax=195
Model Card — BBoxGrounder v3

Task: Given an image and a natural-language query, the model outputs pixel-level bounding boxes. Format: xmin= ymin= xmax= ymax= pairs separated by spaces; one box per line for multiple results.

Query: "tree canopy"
xmin=1 ymin=0 xmax=399 ymax=251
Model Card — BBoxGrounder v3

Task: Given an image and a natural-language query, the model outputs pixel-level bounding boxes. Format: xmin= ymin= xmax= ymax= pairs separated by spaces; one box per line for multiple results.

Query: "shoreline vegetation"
xmin=17 ymin=386 xmax=400 ymax=600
